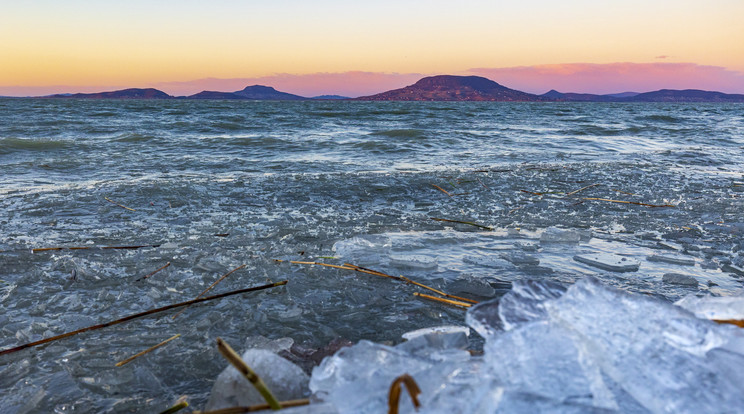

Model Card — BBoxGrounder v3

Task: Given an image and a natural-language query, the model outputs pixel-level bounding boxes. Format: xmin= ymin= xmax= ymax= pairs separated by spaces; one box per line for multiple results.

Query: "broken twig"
xmin=430 ymin=217 xmax=493 ymax=231
xmin=172 ymin=264 xmax=246 ymax=319
xmin=136 ymin=262 xmax=171 ymax=282
xmin=582 ymin=197 xmax=675 ymax=208
xmin=116 ymin=334 xmax=181 ymax=367
xmin=413 ymin=292 xmax=472 ymax=308
xmin=105 ymin=197 xmax=136 ymax=211
xmin=0 ymin=281 xmax=287 ymax=356
xmin=388 ymin=374 xmax=422 ymax=414
xmin=217 ymin=338 xmax=281 ymax=410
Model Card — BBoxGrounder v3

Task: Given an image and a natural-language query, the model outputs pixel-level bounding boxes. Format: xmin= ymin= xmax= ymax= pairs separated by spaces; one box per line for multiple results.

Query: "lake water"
xmin=1 ymin=99 xmax=743 ymax=412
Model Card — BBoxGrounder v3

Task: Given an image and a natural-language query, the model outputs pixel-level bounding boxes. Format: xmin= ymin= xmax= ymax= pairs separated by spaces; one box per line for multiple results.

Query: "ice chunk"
xmin=544 ymin=277 xmax=744 ymax=413
xmin=332 ymin=235 xmax=391 ymax=261
xmin=389 ymin=254 xmax=437 ymax=270
xmin=463 ymin=254 xmax=511 ymax=269
xmin=447 ymin=275 xmax=497 ymax=298
xmin=501 ymin=252 xmax=540 ymax=266
xmin=465 ymin=279 xmax=567 ymax=337
xmin=722 ymin=263 xmax=744 ymax=276
xmin=484 ymin=321 xmax=617 ymax=410
xmin=398 ymin=325 xmax=470 ymax=359
xmin=573 ymin=253 xmax=639 ymax=272
xmin=647 ymin=254 xmax=695 ymax=266
xmin=661 ymin=273 xmax=698 ymax=287
xmin=309 ymin=340 xmax=433 ymax=414
xmin=675 ymin=292 xmax=744 ymax=321
xmin=206 ymin=348 xmax=310 ymax=410
xmin=497 ymin=279 xmax=567 ymax=331
xmin=540 ymin=227 xmax=581 ymax=244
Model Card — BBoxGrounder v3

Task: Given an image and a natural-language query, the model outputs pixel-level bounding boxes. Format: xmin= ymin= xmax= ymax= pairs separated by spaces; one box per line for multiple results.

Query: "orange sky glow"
xmin=2 ymin=0 xmax=743 ymax=96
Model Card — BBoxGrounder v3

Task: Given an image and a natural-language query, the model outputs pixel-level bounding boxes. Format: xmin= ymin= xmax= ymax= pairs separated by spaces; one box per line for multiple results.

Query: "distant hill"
xmin=541 ymin=90 xmax=614 ymax=102
xmin=356 ymin=75 xmax=547 ymax=101
xmin=626 ymin=89 xmax=744 ymax=103
xmin=48 ymin=88 xmax=172 ymax=99
xmin=312 ymin=95 xmax=350 ymax=100
xmin=186 ymin=85 xmax=308 ymax=100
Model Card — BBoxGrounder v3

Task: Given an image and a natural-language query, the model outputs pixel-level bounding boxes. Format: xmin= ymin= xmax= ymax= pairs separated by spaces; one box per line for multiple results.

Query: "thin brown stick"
xmin=713 ymin=319 xmax=744 ymax=328
xmin=477 ymin=177 xmax=489 ymax=190
xmin=430 ymin=217 xmax=493 ymax=231
xmin=105 ymin=197 xmax=136 ymax=212
xmin=160 ymin=400 xmax=189 ymax=414
xmin=431 ymin=184 xmax=452 ymax=197
xmin=136 ymin=262 xmax=171 ymax=282
xmin=582 ymin=197 xmax=675 ymax=208
xmin=520 ymin=189 xmax=544 ymax=196
xmin=171 ymin=264 xmax=246 ymax=320
xmin=0 ymin=280 xmax=287 ymax=356
xmin=32 ymin=244 xmax=160 ymax=253
xmin=116 ymin=334 xmax=181 ymax=367
xmin=217 ymin=337 xmax=281 ymax=410
xmin=566 ymin=183 xmax=600 ymax=196
xmin=414 ymin=292 xmax=472 ymax=308
xmin=289 ymin=261 xmax=355 ymax=271
xmin=399 ymin=276 xmax=478 ymax=304
xmin=388 ymin=374 xmax=422 ymax=414
xmin=193 ymin=399 xmax=311 ymax=414
xmin=343 ymin=263 xmax=404 ymax=280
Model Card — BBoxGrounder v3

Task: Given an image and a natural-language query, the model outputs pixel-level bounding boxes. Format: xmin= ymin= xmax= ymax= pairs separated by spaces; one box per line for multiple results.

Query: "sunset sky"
xmin=2 ymin=0 xmax=743 ymax=97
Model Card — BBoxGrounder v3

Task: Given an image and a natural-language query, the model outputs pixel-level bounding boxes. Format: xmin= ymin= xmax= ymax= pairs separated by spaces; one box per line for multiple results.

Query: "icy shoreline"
xmin=206 ymin=277 xmax=744 ymax=413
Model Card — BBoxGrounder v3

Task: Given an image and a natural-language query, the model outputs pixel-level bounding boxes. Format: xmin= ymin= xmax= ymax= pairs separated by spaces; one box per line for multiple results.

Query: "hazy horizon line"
xmin=2 ymin=62 xmax=744 ymax=98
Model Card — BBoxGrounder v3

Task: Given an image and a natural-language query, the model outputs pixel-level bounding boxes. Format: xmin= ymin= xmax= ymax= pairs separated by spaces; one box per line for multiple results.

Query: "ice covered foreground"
xmin=213 ymin=278 xmax=744 ymax=413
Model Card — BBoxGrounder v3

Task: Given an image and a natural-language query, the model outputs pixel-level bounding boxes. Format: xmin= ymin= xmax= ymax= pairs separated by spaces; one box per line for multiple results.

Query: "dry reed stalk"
xmin=520 ymin=189 xmax=545 ymax=196
xmin=581 ymin=197 xmax=675 ymax=208
xmin=342 ymin=263 xmax=404 ymax=281
xmin=431 ymin=184 xmax=452 ymax=197
xmin=0 ymin=281 xmax=287 ymax=356
xmin=32 ymin=244 xmax=160 ymax=253
xmin=172 ymin=264 xmax=246 ymax=320
xmin=115 ymin=334 xmax=181 ymax=367
xmin=388 ymin=374 xmax=422 ymax=414
xmin=565 ymin=183 xmax=600 ymax=196
xmin=159 ymin=400 xmax=189 ymax=414
xmin=288 ymin=261 xmax=355 ymax=271
xmin=105 ymin=197 xmax=136 ymax=211
xmin=429 ymin=217 xmax=493 ymax=231
xmin=399 ymin=276 xmax=478 ymax=304
xmin=216 ymin=338 xmax=281 ymax=410
xmin=713 ymin=319 xmax=744 ymax=328
xmin=136 ymin=262 xmax=171 ymax=282
xmin=413 ymin=292 xmax=472 ymax=308
xmin=192 ymin=399 xmax=310 ymax=414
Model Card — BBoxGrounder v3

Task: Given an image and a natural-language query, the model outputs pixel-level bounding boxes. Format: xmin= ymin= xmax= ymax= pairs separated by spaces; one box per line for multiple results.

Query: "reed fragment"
xmin=115 ymin=334 xmax=181 ymax=367
xmin=413 ymin=292 xmax=472 ymax=308
xmin=0 ymin=280 xmax=287 ymax=356
xmin=713 ymin=319 xmax=744 ymax=328
xmin=581 ymin=197 xmax=675 ymax=208
xmin=105 ymin=197 xmax=136 ymax=211
xmin=193 ymin=399 xmax=310 ymax=414
xmin=159 ymin=400 xmax=189 ymax=414
xmin=388 ymin=374 xmax=422 ymax=414
xmin=431 ymin=184 xmax=452 ymax=197
xmin=172 ymin=264 xmax=246 ymax=319
xmin=136 ymin=261 xmax=171 ymax=282
xmin=565 ymin=183 xmax=600 ymax=196
xmin=430 ymin=217 xmax=493 ymax=231
xmin=216 ymin=338 xmax=281 ymax=411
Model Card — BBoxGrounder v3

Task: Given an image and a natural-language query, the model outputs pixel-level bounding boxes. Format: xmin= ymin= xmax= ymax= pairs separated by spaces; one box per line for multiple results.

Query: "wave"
xmin=0 ymin=137 xmax=72 ymax=154
xmin=368 ymin=129 xmax=426 ymax=139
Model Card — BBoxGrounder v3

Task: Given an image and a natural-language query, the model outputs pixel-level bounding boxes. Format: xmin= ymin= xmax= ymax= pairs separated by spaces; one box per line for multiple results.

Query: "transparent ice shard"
xmin=206 ymin=348 xmax=310 ymax=410
xmin=540 ymin=227 xmax=582 ymax=244
xmin=647 ymin=254 xmax=695 ymax=266
xmin=675 ymin=291 xmax=744 ymax=321
xmin=389 ymin=254 xmax=438 ymax=270
xmin=573 ymin=253 xmax=640 ymax=272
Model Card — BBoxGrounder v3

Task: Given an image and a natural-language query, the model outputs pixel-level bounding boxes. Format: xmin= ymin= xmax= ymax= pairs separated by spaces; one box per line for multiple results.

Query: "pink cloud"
xmin=152 ymin=71 xmax=425 ymax=98
xmin=468 ymin=63 xmax=744 ymax=94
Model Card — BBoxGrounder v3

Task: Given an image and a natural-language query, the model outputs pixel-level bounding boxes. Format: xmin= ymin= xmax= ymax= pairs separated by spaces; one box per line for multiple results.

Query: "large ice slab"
xmin=206 ymin=348 xmax=310 ymax=410
xmin=573 ymin=253 xmax=640 ymax=272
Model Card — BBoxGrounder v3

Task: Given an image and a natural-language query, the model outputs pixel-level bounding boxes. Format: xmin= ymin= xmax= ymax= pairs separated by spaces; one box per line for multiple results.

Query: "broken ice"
xmin=573 ymin=253 xmax=640 ymax=272
xmin=300 ymin=277 xmax=744 ymax=413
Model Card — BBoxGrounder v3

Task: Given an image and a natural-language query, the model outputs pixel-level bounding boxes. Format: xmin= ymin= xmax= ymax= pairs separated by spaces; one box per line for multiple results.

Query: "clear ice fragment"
xmin=540 ymin=227 xmax=582 ymax=244
xmin=647 ymin=254 xmax=695 ymax=266
xmin=573 ymin=253 xmax=640 ymax=272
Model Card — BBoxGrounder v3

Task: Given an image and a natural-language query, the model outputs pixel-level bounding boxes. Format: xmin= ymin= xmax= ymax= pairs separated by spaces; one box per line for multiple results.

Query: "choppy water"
xmin=1 ymin=99 xmax=743 ymax=412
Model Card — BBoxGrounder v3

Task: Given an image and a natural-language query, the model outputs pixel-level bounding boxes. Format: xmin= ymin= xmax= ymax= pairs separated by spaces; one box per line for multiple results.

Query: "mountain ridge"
xmin=34 ymin=76 xmax=744 ymax=102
